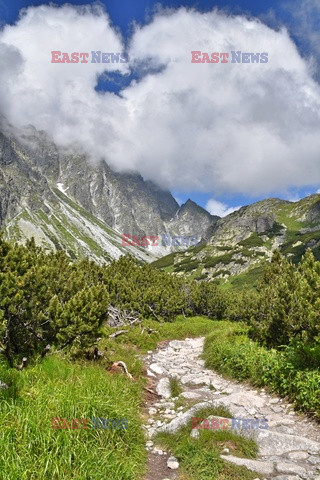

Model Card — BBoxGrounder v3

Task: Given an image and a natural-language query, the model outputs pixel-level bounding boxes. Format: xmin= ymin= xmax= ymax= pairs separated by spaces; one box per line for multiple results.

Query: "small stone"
xmin=277 ymin=427 xmax=295 ymax=435
xmin=167 ymin=456 xmax=179 ymax=470
xmin=288 ymin=451 xmax=309 ymax=460
xmin=181 ymin=391 xmax=201 ymax=399
xmin=146 ymin=441 xmax=154 ymax=448
xmin=149 ymin=363 xmax=164 ymax=375
xmin=148 ymin=407 xmax=157 ymax=415
xmin=156 ymin=420 xmax=163 ymax=427
xmin=224 ymin=387 xmax=234 ymax=394
xmin=153 ymin=447 xmax=163 ymax=455
xmin=147 ymin=369 xmax=156 ymax=377
xmin=156 ymin=378 xmax=171 ymax=399
xmin=274 ymin=476 xmax=301 ymax=480
xmin=190 ymin=429 xmax=200 ymax=439
xmin=222 ymin=448 xmax=230 ymax=454
xmin=272 ymin=406 xmax=284 ymax=413
xmin=275 ymin=462 xmax=306 ymax=476
xmin=270 ymin=399 xmax=279 ymax=404
xmin=220 ymin=456 xmax=274 ymax=475
xmin=247 ymin=408 xmax=256 ymax=415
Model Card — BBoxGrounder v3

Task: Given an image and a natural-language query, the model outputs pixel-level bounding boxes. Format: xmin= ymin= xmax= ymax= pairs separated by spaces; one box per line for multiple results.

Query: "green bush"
xmin=203 ymin=321 xmax=320 ymax=419
xmin=248 ymin=249 xmax=320 ymax=347
xmin=238 ymin=233 xmax=264 ymax=248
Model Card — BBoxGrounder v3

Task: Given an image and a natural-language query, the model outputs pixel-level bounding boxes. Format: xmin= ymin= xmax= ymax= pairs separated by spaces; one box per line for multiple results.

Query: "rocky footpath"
xmin=143 ymin=337 xmax=320 ymax=480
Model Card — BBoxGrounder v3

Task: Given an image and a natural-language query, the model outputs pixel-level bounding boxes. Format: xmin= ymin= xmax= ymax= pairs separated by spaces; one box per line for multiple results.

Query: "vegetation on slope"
xmin=152 ymin=195 xmax=320 ymax=288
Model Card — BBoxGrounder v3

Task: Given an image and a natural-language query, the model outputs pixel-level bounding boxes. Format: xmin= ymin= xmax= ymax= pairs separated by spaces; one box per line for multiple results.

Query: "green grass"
xmin=151 ymin=252 xmax=176 ymax=269
xmin=174 ymin=260 xmax=200 ymax=272
xmin=0 ymin=316 xmax=220 ymax=480
xmin=155 ymin=405 xmax=260 ymax=480
xmin=102 ymin=316 xmax=219 ymax=354
xmin=0 ymin=356 xmax=145 ymax=480
xmin=238 ymin=233 xmax=264 ymax=248
xmin=204 ymin=253 xmax=234 ymax=269
xmin=170 ymin=378 xmax=183 ymax=398
xmin=203 ymin=321 xmax=320 ymax=420
xmin=228 ymin=263 xmax=264 ymax=290
xmin=188 ymin=243 xmax=206 ymax=254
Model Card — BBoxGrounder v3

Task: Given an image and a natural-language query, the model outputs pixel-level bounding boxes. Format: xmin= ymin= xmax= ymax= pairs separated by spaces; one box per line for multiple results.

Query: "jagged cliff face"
xmin=0 ymin=122 xmax=217 ymax=262
xmin=153 ymin=195 xmax=320 ymax=287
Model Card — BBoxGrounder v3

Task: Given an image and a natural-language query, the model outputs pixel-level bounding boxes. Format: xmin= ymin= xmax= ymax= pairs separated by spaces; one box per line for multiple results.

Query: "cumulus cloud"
xmin=206 ymin=199 xmax=241 ymax=217
xmin=1 ymin=4 xmax=320 ymax=197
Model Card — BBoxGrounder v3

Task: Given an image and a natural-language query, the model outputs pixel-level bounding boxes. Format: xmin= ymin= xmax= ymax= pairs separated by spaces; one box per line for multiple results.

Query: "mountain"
xmin=0 ymin=120 xmax=218 ymax=262
xmin=152 ymin=195 xmax=320 ymax=288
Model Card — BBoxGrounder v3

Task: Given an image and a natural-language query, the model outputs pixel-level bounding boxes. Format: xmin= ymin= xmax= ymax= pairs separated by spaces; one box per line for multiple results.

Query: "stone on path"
xmin=156 ymin=378 xmax=171 ymax=399
xmin=251 ymin=429 xmax=320 ymax=456
xmin=275 ymin=461 xmax=306 ymax=476
xmin=167 ymin=456 xmax=179 ymax=469
xmin=149 ymin=363 xmax=164 ymax=375
xmin=220 ymin=455 xmax=275 ymax=475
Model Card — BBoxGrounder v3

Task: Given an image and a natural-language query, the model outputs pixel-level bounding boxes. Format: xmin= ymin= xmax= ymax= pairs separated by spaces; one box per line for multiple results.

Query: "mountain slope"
xmin=0 ymin=121 xmax=218 ymax=261
xmin=152 ymin=195 xmax=320 ymax=287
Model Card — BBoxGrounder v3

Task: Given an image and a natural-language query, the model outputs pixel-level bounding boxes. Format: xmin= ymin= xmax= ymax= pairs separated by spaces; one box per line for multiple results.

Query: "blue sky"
xmin=0 ymin=0 xmax=319 ymax=215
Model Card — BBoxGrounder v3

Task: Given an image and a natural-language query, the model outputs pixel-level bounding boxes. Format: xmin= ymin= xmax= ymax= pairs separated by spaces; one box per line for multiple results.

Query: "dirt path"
xmin=143 ymin=337 xmax=320 ymax=480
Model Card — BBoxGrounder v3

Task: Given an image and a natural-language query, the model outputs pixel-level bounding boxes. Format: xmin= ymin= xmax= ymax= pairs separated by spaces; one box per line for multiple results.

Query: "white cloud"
xmin=284 ymin=0 xmax=320 ymax=70
xmin=0 ymin=5 xmax=320 ymax=197
xmin=205 ymin=199 xmax=241 ymax=217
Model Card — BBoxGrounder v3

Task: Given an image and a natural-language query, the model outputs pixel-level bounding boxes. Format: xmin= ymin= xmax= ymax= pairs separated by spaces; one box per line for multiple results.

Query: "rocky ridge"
xmin=0 ymin=120 xmax=218 ymax=262
xmin=153 ymin=195 xmax=320 ymax=287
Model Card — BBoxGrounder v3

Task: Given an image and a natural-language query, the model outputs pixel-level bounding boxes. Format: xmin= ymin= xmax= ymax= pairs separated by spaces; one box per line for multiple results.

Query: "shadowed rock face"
xmin=0 ymin=121 xmax=218 ymax=260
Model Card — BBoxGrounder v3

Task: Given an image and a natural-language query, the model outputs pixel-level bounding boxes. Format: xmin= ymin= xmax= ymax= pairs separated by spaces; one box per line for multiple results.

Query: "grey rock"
xmin=288 ymin=452 xmax=309 ymax=461
xmin=181 ymin=391 xmax=202 ymax=399
xmin=273 ymin=476 xmax=301 ymax=480
xmin=167 ymin=456 xmax=179 ymax=470
xmin=220 ymin=455 xmax=274 ymax=475
xmin=153 ymin=447 xmax=164 ymax=455
xmin=156 ymin=378 xmax=171 ymax=399
xmin=149 ymin=363 xmax=163 ymax=375
xmin=248 ymin=430 xmax=320 ymax=456
xmin=275 ymin=462 xmax=306 ymax=476
xmin=190 ymin=429 xmax=200 ymax=439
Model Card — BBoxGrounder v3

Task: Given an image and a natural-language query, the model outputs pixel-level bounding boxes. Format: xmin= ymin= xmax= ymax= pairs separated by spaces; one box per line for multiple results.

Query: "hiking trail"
xmin=143 ymin=337 xmax=320 ymax=480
